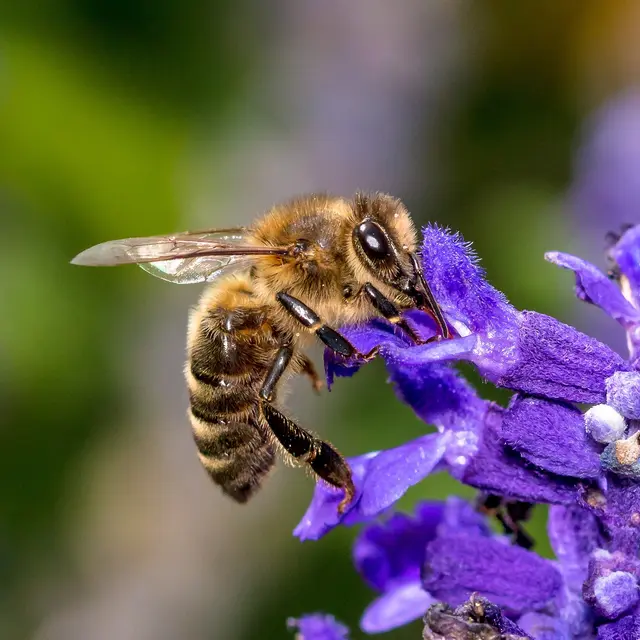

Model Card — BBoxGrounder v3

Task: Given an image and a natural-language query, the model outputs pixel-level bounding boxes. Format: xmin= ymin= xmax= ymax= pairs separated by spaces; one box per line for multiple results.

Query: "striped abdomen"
xmin=186 ymin=286 xmax=282 ymax=503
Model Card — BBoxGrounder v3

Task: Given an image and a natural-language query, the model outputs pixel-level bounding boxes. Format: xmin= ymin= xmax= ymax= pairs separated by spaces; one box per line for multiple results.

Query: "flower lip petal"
xmin=294 ymin=434 xmax=448 ymax=541
xmin=324 ymin=312 xmax=438 ymax=388
xmin=545 ymin=251 xmax=640 ymax=326
xmin=360 ymin=582 xmax=434 ymax=634
xmin=293 ymin=452 xmax=377 ymax=541
xmin=358 ymin=432 xmax=448 ymax=517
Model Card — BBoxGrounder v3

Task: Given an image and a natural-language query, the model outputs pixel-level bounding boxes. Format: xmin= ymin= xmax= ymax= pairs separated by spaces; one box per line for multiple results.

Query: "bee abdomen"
xmin=189 ymin=410 xmax=274 ymax=503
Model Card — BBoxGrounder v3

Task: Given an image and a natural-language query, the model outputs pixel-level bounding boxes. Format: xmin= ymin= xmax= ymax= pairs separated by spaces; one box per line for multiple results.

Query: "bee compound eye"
xmin=355 ymin=220 xmax=391 ymax=262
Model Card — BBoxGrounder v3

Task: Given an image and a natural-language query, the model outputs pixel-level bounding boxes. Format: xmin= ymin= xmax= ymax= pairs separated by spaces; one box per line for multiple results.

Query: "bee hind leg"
xmin=261 ymin=402 xmax=355 ymax=514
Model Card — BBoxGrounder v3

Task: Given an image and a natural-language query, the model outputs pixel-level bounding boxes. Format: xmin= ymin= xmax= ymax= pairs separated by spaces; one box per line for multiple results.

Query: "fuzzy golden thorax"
xmin=248 ymin=193 xmax=421 ymax=331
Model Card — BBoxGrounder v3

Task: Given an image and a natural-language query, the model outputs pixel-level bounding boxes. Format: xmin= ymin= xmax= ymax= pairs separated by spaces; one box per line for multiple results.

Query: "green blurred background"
xmin=1 ymin=1 xmax=637 ymax=638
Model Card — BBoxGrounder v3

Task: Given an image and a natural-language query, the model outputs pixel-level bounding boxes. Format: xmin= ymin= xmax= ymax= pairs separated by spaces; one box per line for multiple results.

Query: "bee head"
xmin=350 ymin=193 xmax=420 ymax=291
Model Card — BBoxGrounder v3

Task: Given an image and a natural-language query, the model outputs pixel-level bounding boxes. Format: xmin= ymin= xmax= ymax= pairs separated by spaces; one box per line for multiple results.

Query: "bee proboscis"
xmin=72 ymin=193 xmax=450 ymax=512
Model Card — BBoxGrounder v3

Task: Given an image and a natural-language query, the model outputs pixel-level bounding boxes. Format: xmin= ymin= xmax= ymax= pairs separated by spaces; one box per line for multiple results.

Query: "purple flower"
xmin=344 ymin=499 xmax=603 ymax=636
xmin=287 ymin=614 xmax=350 ymax=640
xmin=353 ymin=498 xmax=487 ymax=633
xmin=291 ymin=196 xmax=640 ymax=634
xmin=297 ymin=226 xmax=635 ymax=541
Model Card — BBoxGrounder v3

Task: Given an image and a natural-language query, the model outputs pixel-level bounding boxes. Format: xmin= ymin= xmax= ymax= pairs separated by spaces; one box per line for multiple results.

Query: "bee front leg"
xmin=358 ymin=282 xmax=425 ymax=344
xmin=260 ymin=401 xmax=355 ymax=514
xmin=276 ymin=292 xmax=378 ymax=361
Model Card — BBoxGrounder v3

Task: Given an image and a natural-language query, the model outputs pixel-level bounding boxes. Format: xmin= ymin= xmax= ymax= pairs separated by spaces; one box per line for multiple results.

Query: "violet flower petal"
xmin=294 ymin=433 xmax=447 ymax=541
xmin=358 ymin=432 xmax=448 ymax=517
xmin=462 ymin=406 xmax=582 ymax=505
xmin=287 ymin=614 xmax=350 ymax=640
xmin=423 ymin=533 xmax=563 ymax=617
xmin=545 ymin=251 xmax=640 ymax=326
xmin=501 ymin=396 xmax=602 ymax=479
xmin=294 ymin=452 xmax=378 ymax=541
xmin=388 ymin=357 xmax=485 ymax=430
xmin=436 ymin=496 xmax=493 ymax=539
xmin=360 ymin=583 xmax=434 ymax=634
xmin=324 ymin=319 xmax=410 ymax=388
xmin=610 ymin=224 xmax=640 ymax=307
xmin=324 ymin=311 xmax=438 ymax=387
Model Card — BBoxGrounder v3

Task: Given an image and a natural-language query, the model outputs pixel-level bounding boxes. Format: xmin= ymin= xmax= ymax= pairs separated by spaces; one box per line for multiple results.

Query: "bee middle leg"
xmin=259 ymin=344 xmax=354 ymax=512
xmin=276 ymin=292 xmax=378 ymax=360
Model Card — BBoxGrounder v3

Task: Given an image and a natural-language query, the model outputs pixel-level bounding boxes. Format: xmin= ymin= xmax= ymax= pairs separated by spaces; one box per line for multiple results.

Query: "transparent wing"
xmin=71 ymin=228 xmax=287 ymax=284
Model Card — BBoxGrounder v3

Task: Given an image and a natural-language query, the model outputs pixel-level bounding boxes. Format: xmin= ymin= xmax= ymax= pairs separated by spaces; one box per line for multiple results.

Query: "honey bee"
xmin=72 ymin=193 xmax=450 ymax=512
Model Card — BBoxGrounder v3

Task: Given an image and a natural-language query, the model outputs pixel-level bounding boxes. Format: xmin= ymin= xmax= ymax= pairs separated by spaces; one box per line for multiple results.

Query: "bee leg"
xmin=300 ymin=355 xmax=323 ymax=393
xmin=261 ymin=401 xmax=355 ymax=513
xmin=276 ymin=292 xmax=377 ymax=360
xmin=259 ymin=345 xmax=293 ymax=403
xmin=359 ymin=282 xmax=425 ymax=344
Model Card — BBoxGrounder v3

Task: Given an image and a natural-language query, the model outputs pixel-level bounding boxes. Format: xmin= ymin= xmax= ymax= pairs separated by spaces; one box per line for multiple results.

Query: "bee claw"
xmin=355 ymin=346 xmax=380 ymax=362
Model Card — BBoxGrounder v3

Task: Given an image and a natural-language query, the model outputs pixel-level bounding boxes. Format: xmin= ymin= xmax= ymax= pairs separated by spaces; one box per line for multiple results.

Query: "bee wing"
xmin=71 ymin=228 xmax=287 ymax=284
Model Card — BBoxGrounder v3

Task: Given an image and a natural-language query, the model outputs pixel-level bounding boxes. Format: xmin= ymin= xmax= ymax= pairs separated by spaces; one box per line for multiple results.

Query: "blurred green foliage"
xmin=0 ymin=1 xmax=622 ymax=638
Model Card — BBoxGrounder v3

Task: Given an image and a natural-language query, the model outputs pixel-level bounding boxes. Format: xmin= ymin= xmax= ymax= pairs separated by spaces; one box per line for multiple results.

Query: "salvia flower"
xmin=290 ymin=220 xmax=640 ymax=639
xmin=287 ymin=613 xmax=350 ymax=640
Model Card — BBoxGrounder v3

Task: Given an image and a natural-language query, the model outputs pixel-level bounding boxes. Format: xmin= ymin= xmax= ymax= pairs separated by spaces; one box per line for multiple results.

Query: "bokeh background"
xmin=2 ymin=1 xmax=639 ymax=638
